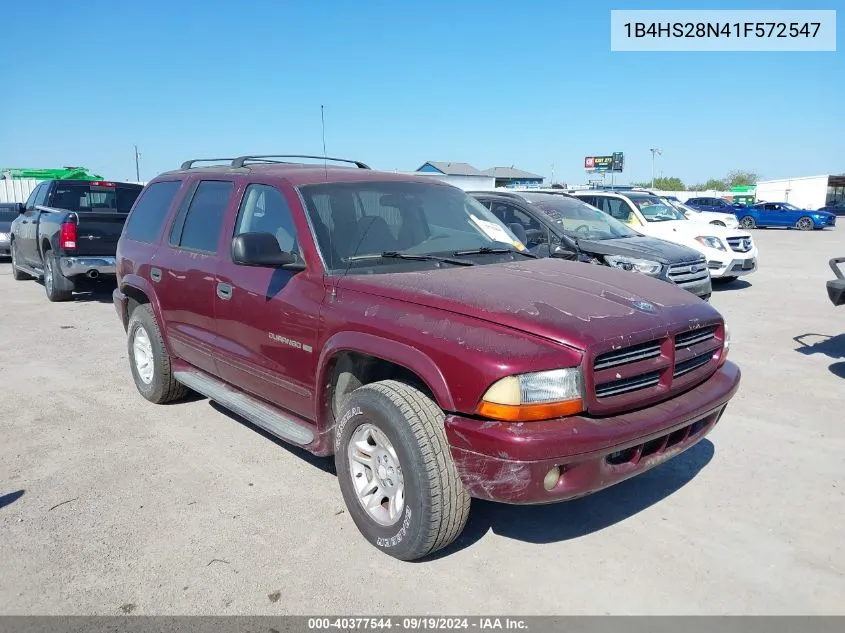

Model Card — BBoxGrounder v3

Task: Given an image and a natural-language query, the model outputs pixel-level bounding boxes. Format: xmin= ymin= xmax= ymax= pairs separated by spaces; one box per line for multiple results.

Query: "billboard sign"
xmin=585 ymin=152 xmax=624 ymax=173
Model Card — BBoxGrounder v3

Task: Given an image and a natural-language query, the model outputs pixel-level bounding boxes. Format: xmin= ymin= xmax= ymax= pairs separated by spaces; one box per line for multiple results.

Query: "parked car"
xmin=664 ymin=197 xmax=739 ymax=229
xmin=735 ymin=202 xmax=836 ymax=230
xmin=570 ymin=190 xmax=758 ymax=282
xmin=816 ymin=202 xmax=845 ymax=217
xmin=685 ymin=196 xmax=745 ymax=216
xmin=469 ymin=191 xmax=712 ymax=300
xmin=9 ymin=179 xmax=143 ymax=301
xmin=828 ymin=257 xmax=845 ymax=306
xmin=113 ymin=154 xmax=740 ymax=560
xmin=0 ymin=203 xmax=18 ymax=257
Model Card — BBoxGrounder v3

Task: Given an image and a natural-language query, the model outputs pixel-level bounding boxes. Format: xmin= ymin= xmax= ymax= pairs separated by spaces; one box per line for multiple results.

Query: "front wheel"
xmin=10 ymin=241 xmax=31 ymax=281
xmin=740 ymin=216 xmax=756 ymax=229
xmin=796 ymin=216 xmax=815 ymax=231
xmin=334 ymin=380 xmax=470 ymax=561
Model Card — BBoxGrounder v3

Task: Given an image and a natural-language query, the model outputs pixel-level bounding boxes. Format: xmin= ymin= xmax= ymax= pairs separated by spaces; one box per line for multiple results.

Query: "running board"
xmin=15 ymin=263 xmax=42 ymax=279
xmin=174 ymin=370 xmax=315 ymax=446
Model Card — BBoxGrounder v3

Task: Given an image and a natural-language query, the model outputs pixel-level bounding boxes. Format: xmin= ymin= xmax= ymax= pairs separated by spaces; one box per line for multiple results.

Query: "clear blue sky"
xmin=1 ymin=0 xmax=842 ymax=186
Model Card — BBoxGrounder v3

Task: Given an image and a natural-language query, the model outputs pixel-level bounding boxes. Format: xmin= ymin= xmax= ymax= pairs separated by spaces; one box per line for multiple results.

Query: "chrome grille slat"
xmin=594 ymin=341 xmax=661 ymax=370
xmin=595 ymin=371 xmax=661 ymax=398
xmin=675 ymin=326 xmax=716 ymax=348
xmin=673 ymin=352 xmax=712 ymax=377
xmin=667 ymin=258 xmax=710 ymax=284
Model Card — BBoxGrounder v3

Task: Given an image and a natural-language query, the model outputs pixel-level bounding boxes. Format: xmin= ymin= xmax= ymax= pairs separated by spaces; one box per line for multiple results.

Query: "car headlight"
xmin=604 ymin=255 xmax=662 ymax=276
xmin=718 ymin=324 xmax=731 ymax=366
xmin=695 ymin=236 xmax=727 ymax=251
xmin=477 ymin=368 xmax=584 ymax=421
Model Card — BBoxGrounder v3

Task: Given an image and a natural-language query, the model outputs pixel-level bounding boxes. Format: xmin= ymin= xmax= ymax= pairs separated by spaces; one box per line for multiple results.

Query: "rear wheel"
xmin=43 ymin=250 xmax=74 ymax=302
xmin=334 ymin=380 xmax=470 ymax=561
xmin=10 ymin=241 xmax=31 ymax=281
xmin=740 ymin=216 xmax=756 ymax=229
xmin=796 ymin=216 xmax=814 ymax=231
xmin=127 ymin=304 xmax=188 ymax=403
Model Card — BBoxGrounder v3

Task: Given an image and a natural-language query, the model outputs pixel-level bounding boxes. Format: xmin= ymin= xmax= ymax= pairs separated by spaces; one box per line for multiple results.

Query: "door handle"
xmin=150 ymin=267 xmax=162 ymax=282
xmin=21 ymin=220 xmax=29 ymax=224
xmin=216 ymin=282 xmax=233 ymax=301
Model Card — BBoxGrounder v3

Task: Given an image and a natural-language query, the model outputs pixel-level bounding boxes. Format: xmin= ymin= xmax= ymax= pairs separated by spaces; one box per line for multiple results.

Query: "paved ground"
xmin=1 ymin=227 xmax=844 ymax=616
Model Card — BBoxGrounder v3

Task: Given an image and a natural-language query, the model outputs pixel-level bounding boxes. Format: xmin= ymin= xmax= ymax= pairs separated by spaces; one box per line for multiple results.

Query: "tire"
xmin=10 ymin=241 xmax=31 ymax=281
xmin=43 ymin=249 xmax=74 ymax=302
xmin=126 ymin=303 xmax=188 ymax=404
xmin=334 ymin=380 xmax=470 ymax=561
xmin=740 ymin=216 xmax=756 ymax=229
xmin=796 ymin=216 xmax=814 ymax=231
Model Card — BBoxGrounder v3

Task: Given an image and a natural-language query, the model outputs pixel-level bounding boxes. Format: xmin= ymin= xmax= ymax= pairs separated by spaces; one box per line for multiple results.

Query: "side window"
xmin=234 ymin=184 xmax=301 ymax=261
xmin=173 ymin=180 xmax=234 ymax=253
xmin=487 ymin=201 xmax=507 ymax=223
xmin=23 ymin=184 xmax=40 ymax=210
xmin=27 ymin=183 xmax=47 ymax=210
xmin=123 ymin=181 xmax=183 ymax=244
xmin=510 ymin=206 xmax=543 ymax=232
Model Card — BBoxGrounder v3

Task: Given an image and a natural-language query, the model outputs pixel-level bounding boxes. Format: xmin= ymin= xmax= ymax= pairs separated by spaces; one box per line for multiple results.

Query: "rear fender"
xmin=119 ymin=273 xmax=174 ymax=354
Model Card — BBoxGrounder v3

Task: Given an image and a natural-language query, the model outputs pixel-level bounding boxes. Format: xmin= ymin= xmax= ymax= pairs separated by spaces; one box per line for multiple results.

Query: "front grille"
xmin=675 ymin=326 xmax=715 ymax=348
xmin=667 ymin=259 xmax=710 ymax=285
xmin=591 ymin=324 xmax=723 ymax=408
xmin=726 ymin=236 xmax=753 ymax=253
xmin=594 ymin=340 xmax=661 ymax=370
xmin=595 ymin=371 xmax=661 ymax=398
xmin=674 ymin=352 xmax=712 ymax=377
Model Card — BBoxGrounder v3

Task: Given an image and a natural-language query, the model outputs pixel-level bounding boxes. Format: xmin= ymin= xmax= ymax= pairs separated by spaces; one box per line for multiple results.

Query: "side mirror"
xmin=232 ymin=232 xmax=304 ymax=270
xmin=507 ymin=222 xmax=528 ymax=245
xmin=17 ymin=202 xmax=25 ymax=214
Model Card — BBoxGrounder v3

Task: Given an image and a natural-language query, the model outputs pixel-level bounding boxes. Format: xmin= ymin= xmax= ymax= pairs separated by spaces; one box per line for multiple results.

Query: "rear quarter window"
xmin=123 ymin=181 xmax=183 ymax=244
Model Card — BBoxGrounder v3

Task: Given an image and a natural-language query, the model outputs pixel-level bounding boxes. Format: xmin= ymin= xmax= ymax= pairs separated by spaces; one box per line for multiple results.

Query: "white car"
xmin=664 ymin=198 xmax=739 ymax=229
xmin=569 ymin=190 xmax=758 ymax=281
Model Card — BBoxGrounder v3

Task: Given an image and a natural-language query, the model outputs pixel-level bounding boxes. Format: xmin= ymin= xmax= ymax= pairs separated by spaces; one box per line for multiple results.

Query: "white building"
xmin=755 ymin=174 xmax=845 ymax=210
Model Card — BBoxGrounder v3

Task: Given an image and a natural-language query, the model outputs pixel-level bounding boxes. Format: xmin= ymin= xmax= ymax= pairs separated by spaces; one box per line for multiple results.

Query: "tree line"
xmin=632 ymin=170 xmax=758 ymax=192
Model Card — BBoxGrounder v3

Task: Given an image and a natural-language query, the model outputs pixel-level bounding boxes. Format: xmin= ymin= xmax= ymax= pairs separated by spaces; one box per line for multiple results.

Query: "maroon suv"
xmin=113 ymin=155 xmax=741 ymax=560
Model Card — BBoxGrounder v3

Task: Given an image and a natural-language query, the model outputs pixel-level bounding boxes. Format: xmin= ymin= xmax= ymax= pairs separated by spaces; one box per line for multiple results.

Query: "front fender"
xmin=316 ymin=330 xmax=455 ymax=414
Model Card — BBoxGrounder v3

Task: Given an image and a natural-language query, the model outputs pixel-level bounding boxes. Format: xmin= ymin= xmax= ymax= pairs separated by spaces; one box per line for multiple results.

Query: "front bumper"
xmin=113 ymin=286 xmax=129 ymax=330
xmin=59 ymin=256 xmax=116 ymax=278
xmin=0 ymin=234 xmax=10 ymax=254
xmin=445 ymin=361 xmax=740 ymax=504
xmin=708 ymin=255 xmax=757 ymax=279
xmin=668 ymin=274 xmax=712 ymax=300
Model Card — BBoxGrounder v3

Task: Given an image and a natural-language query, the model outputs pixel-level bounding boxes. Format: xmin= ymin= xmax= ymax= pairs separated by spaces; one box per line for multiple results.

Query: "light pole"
xmin=134 ymin=145 xmax=141 ymax=182
xmin=650 ymin=147 xmax=662 ymax=188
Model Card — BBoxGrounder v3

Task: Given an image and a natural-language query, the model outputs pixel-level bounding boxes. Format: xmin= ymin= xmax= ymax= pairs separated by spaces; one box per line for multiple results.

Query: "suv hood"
xmin=577 ymin=235 xmax=703 ymax=264
xmin=338 ymin=258 xmax=719 ymax=350
xmin=645 ymin=219 xmax=748 ymax=239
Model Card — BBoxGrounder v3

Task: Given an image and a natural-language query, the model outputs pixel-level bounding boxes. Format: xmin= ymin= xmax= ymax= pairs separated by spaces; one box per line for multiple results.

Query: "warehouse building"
xmin=755 ymin=174 xmax=845 ymax=210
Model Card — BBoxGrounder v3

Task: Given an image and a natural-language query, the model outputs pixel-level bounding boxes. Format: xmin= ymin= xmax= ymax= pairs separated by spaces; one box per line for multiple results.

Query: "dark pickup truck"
xmin=9 ymin=179 xmax=142 ymax=301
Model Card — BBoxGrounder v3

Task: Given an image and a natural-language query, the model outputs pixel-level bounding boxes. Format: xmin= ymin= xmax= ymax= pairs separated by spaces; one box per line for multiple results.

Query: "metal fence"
xmin=0 ymin=178 xmax=39 ymax=203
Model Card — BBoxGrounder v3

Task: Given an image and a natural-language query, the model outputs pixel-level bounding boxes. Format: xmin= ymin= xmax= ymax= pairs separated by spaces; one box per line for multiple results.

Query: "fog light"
xmin=543 ymin=466 xmax=561 ymax=491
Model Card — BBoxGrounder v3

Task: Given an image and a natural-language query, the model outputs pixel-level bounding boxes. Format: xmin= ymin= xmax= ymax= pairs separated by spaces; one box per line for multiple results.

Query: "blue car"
xmin=734 ymin=202 xmax=836 ymax=230
xmin=685 ymin=196 xmax=744 ymax=215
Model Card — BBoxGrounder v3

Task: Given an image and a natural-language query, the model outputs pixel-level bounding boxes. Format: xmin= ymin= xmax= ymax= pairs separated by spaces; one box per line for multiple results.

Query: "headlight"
xmin=477 ymin=368 xmax=584 ymax=421
xmin=718 ymin=324 xmax=731 ymax=366
xmin=695 ymin=236 xmax=727 ymax=251
xmin=604 ymin=255 xmax=662 ymax=276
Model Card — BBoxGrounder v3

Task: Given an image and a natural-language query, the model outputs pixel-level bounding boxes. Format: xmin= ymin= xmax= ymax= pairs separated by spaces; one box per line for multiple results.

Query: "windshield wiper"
xmin=452 ymin=246 xmax=538 ymax=258
xmin=346 ymin=251 xmax=475 ymax=266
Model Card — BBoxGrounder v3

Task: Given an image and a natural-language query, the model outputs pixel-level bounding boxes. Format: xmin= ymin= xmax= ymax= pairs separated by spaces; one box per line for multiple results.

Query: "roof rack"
xmin=230 ymin=154 xmax=371 ymax=169
xmin=180 ymin=158 xmax=237 ymax=170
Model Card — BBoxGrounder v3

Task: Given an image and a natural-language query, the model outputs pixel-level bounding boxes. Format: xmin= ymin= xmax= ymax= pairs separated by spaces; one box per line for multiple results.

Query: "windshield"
xmin=298 ymin=181 xmax=525 ymax=272
xmin=780 ymin=202 xmax=800 ymax=211
xmin=630 ymin=195 xmax=687 ymax=222
xmin=521 ymin=194 xmax=639 ymax=239
xmin=664 ymin=198 xmax=699 ymax=215
xmin=50 ymin=183 xmax=141 ymax=213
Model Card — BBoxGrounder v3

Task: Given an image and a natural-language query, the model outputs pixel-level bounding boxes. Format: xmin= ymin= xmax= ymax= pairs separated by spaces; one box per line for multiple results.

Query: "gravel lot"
xmin=1 ymin=227 xmax=844 ymax=616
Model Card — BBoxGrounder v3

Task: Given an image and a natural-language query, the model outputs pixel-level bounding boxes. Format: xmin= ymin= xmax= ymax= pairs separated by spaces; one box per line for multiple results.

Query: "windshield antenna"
xmin=321 ymin=105 xmax=328 ymax=181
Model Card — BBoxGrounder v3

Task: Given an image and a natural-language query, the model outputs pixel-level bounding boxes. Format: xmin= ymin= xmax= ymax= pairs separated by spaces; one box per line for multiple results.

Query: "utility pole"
xmin=650 ymin=147 xmax=662 ymax=188
xmin=134 ymin=145 xmax=141 ymax=182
